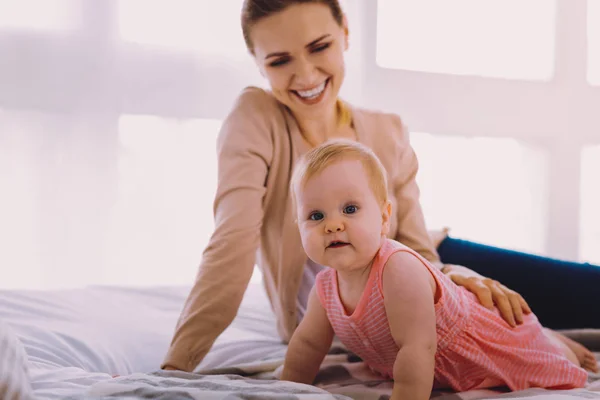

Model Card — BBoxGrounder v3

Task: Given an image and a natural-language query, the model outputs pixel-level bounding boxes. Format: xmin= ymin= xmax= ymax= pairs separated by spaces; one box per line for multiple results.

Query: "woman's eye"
xmin=269 ymin=57 xmax=290 ymax=67
xmin=344 ymin=205 xmax=357 ymax=214
xmin=309 ymin=212 xmax=324 ymax=221
xmin=312 ymin=43 xmax=330 ymax=53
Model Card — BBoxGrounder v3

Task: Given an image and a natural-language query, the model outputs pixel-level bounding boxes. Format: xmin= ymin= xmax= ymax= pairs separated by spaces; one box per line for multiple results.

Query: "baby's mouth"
xmin=327 ymin=241 xmax=350 ymax=249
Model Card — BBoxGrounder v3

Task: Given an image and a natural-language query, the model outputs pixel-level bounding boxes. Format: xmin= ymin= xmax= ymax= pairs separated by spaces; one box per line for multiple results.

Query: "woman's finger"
xmin=505 ymin=288 xmax=524 ymax=325
xmin=518 ymin=293 xmax=532 ymax=314
xmin=487 ymin=281 xmax=516 ymax=327
xmin=499 ymin=284 xmax=525 ymax=324
xmin=465 ymin=278 xmax=495 ymax=310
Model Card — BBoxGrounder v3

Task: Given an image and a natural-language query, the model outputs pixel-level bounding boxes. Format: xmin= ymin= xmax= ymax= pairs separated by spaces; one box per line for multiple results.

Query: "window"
xmin=0 ymin=111 xmax=262 ymax=289
xmin=0 ymin=109 xmax=88 ymax=289
xmin=106 ymin=116 xmax=219 ymax=286
xmin=0 ymin=110 xmax=41 ymax=289
xmin=588 ymin=0 xmax=600 ymax=85
xmin=580 ymin=145 xmax=600 ymax=264
xmin=106 ymin=115 xmax=262 ymax=287
xmin=411 ymin=132 xmax=549 ymax=254
xmin=0 ymin=0 xmax=81 ymax=31
xmin=117 ymin=0 xmax=247 ymax=59
xmin=376 ymin=0 xmax=557 ymax=80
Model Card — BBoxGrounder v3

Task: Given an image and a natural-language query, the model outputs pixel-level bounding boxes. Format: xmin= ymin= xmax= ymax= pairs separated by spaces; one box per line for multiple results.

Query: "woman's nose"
xmin=294 ymin=57 xmax=318 ymax=87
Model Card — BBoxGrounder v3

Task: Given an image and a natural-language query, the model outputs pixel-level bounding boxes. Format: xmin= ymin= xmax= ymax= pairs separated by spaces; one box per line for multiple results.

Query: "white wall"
xmin=0 ymin=0 xmax=598 ymax=290
xmin=357 ymin=0 xmax=600 ymax=261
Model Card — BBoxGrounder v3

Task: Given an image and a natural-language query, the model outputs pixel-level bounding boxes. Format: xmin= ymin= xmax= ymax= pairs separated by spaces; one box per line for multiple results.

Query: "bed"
xmin=1 ymin=282 xmax=599 ymax=400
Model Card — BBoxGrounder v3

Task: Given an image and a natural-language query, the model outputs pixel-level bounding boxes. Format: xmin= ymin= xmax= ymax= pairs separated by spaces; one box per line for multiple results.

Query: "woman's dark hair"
xmin=241 ymin=0 xmax=344 ymax=54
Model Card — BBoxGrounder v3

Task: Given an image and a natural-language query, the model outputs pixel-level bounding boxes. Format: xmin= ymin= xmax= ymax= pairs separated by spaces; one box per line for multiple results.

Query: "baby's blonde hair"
xmin=291 ymin=139 xmax=389 ymax=207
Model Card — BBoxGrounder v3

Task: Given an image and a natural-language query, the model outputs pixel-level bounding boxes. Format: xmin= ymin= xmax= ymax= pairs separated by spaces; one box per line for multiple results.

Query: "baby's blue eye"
xmin=309 ymin=212 xmax=324 ymax=221
xmin=344 ymin=205 xmax=357 ymax=214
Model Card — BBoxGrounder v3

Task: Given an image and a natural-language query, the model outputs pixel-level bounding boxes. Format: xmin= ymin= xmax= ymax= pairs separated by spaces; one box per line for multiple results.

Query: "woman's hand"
xmin=442 ymin=264 xmax=532 ymax=327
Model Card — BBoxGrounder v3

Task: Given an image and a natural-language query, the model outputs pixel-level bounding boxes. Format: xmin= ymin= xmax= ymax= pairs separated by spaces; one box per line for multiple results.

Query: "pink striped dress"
xmin=315 ymin=239 xmax=587 ymax=392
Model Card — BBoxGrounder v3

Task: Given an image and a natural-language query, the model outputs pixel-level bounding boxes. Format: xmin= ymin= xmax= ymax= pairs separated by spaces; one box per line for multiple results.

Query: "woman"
xmin=162 ymin=0 xmax=600 ymax=372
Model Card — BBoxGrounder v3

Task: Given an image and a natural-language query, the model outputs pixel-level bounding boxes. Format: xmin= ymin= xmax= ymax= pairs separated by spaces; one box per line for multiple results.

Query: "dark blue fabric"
xmin=437 ymin=236 xmax=600 ymax=329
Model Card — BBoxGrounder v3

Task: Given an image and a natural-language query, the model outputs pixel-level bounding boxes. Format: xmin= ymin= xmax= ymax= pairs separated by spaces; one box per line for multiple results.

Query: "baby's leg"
xmin=543 ymin=329 xmax=580 ymax=366
xmin=543 ymin=328 xmax=599 ymax=372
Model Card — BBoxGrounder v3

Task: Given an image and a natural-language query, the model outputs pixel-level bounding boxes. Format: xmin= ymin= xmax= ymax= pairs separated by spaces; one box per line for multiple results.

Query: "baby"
xmin=281 ymin=139 xmax=592 ymax=400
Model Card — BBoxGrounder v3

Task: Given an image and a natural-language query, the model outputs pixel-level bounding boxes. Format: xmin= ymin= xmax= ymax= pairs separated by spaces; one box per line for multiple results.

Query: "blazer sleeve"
xmin=390 ymin=115 xmax=443 ymax=269
xmin=161 ymin=88 xmax=275 ymax=372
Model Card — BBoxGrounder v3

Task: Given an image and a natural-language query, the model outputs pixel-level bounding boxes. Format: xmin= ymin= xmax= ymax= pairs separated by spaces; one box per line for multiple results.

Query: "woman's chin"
xmin=288 ymin=95 xmax=338 ymax=120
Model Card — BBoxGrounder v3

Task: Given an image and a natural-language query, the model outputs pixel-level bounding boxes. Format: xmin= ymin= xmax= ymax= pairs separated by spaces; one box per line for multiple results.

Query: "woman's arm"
xmin=161 ymin=88 xmax=275 ymax=372
xmin=281 ymin=286 xmax=334 ymax=384
xmin=389 ymin=115 xmax=530 ymax=327
xmin=383 ymin=251 xmax=437 ymax=400
xmin=388 ymin=115 xmax=441 ymax=267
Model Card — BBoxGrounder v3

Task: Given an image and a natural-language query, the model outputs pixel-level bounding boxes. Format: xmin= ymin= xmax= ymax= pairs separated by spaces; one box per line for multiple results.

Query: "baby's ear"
xmin=381 ymin=200 xmax=392 ymax=235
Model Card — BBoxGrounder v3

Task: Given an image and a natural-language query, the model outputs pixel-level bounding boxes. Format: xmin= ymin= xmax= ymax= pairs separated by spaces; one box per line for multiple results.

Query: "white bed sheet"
xmin=0 ymin=282 xmax=280 ymax=399
xmin=3 ymin=283 xmax=599 ymax=400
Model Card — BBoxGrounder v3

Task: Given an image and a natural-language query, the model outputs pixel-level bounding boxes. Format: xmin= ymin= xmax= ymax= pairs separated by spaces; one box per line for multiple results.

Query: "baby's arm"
xmin=281 ymin=286 xmax=334 ymax=384
xmin=383 ymin=251 xmax=438 ymax=400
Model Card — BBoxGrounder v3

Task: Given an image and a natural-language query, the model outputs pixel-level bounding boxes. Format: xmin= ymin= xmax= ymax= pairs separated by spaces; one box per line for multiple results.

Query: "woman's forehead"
xmin=250 ymin=3 xmax=340 ymax=55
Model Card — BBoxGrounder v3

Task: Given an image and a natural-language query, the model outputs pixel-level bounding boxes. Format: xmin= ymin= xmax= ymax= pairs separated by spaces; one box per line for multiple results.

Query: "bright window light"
xmin=117 ymin=0 xmax=248 ymax=58
xmin=580 ymin=145 xmax=600 ymax=264
xmin=588 ymin=0 xmax=600 ymax=85
xmin=0 ymin=110 xmax=42 ymax=289
xmin=108 ymin=115 xmax=262 ymax=286
xmin=411 ymin=133 xmax=549 ymax=254
xmin=0 ymin=0 xmax=80 ymax=31
xmin=376 ymin=0 xmax=557 ymax=80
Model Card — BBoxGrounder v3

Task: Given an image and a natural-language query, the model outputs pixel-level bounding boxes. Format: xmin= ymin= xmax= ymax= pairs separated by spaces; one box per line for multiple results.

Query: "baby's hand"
xmin=273 ymin=364 xmax=284 ymax=380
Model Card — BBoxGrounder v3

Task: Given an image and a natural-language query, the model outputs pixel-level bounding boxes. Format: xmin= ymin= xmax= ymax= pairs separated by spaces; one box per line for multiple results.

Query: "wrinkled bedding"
xmin=1 ymin=283 xmax=598 ymax=400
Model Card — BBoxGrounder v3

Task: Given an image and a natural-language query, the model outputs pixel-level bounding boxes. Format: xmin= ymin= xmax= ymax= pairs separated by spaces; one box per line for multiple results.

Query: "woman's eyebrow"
xmin=265 ymin=34 xmax=331 ymax=59
xmin=305 ymin=34 xmax=331 ymax=47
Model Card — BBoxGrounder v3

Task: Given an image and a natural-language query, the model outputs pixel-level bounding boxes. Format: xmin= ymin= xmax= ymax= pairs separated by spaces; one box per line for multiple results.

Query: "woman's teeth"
xmin=296 ymin=80 xmax=327 ymax=99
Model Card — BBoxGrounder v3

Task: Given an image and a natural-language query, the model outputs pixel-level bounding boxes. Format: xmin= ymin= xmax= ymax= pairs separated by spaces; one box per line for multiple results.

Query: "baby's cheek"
xmin=362 ymin=229 xmax=384 ymax=254
xmin=302 ymin=235 xmax=321 ymax=260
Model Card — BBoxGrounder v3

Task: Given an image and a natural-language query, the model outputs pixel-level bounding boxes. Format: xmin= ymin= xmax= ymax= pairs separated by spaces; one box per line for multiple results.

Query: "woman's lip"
xmin=292 ymin=78 xmax=329 ymax=93
xmin=291 ymin=78 xmax=330 ymax=105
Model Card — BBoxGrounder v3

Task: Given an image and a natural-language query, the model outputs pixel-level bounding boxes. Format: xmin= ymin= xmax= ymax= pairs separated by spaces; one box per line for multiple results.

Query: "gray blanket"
xmin=80 ymin=331 xmax=600 ymax=400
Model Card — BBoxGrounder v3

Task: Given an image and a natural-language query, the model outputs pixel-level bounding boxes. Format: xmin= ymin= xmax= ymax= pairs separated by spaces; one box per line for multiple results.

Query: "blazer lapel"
xmin=279 ymin=106 xmax=308 ymax=331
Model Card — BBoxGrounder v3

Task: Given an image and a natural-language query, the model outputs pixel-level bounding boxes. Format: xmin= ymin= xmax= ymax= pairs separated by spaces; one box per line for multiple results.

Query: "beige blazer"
xmin=161 ymin=87 xmax=441 ymax=372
